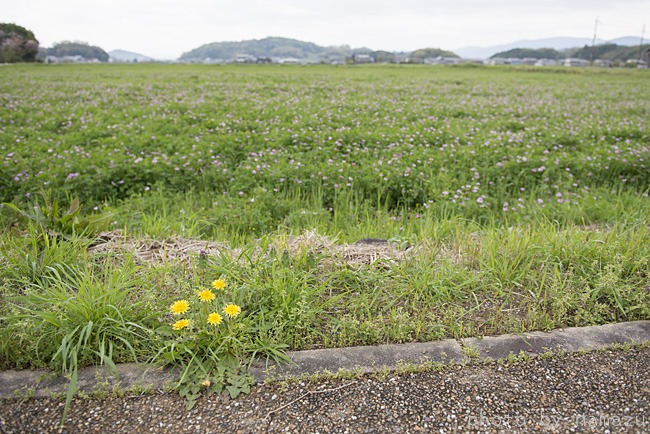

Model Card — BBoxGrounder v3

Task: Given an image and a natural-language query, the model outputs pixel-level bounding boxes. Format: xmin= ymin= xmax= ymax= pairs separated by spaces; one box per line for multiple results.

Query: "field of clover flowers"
xmin=0 ymin=63 xmax=649 ymax=416
xmin=0 ymin=64 xmax=648 ymax=240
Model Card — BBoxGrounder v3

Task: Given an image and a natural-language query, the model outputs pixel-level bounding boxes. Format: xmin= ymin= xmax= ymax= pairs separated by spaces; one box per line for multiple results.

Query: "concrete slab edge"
xmin=460 ymin=320 xmax=650 ymax=361
xmin=1 ymin=320 xmax=648 ymax=400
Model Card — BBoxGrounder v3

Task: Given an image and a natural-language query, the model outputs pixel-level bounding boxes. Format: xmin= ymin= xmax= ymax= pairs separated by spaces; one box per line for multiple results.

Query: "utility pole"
xmin=637 ymin=24 xmax=646 ymax=67
xmin=590 ymin=18 xmax=599 ymax=65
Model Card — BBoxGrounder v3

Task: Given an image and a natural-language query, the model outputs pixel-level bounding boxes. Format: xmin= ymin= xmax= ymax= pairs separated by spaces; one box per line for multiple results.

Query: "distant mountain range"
xmin=109 ymin=49 xmax=153 ymax=62
xmin=97 ymin=35 xmax=645 ymax=63
xmin=180 ymin=35 xmax=645 ymax=62
xmin=455 ymin=36 xmax=644 ymax=59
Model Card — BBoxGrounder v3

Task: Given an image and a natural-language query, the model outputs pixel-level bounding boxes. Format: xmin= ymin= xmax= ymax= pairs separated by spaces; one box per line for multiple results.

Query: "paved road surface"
xmin=1 ymin=346 xmax=648 ymax=433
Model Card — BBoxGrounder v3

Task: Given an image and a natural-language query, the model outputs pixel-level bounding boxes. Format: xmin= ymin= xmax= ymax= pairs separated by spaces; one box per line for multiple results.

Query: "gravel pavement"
xmin=1 ymin=346 xmax=649 ymax=433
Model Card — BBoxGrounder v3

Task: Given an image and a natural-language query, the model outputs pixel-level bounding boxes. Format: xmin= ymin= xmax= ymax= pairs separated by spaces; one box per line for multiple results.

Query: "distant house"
xmin=625 ymin=59 xmax=647 ymax=68
xmin=235 ymin=54 xmax=257 ymax=63
xmin=485 ymin=57 xmax=507 ymax=65
xmin=563 ymin=58 xmax=589 ymax=67
xmin=46 ymin=55 xmax=100 ymax=64
xmin=484 ymin=57 xmax=543 ymax=66
xmin=594 ymin=59 xmax=613 ymax=68
xmin=424 ymin=56 xmax=460 ymax=65
xmin=353 ymin=54 xmax=374 ymax=64
xmin=534 ymin=59 xmax=559 ymax=67
xmin=278 ymin=57 xmax=300 ymax=64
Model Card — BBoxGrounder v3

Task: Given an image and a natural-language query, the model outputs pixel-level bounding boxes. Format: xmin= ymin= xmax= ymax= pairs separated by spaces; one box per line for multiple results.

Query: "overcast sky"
xmin=3 ymin=0 xmax=648 ymax=59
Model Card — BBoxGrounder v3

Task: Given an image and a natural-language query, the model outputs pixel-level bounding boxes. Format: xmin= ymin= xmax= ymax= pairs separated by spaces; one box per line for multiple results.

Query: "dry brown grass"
xmin=87 ymin=230 xmax=416 ymax=267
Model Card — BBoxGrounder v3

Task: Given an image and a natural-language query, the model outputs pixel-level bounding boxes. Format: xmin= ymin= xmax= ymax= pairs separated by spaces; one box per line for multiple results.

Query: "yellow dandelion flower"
xmin=223 ymin=304 xmax=241 ymax=318
xmin=170 ymin=300 xmax=189 ymax=315
xmin=212 ymin=279 xmax=227 ymax=291
xmin=172 ymin=319 xmax=190 ymax=330
xmin=201 ymin=379 xmax=211 ymax=387
xmin=207 ymin=312 xmax=223 ymax=325
xmin=198 ymin=289 xmax=216 ymax=303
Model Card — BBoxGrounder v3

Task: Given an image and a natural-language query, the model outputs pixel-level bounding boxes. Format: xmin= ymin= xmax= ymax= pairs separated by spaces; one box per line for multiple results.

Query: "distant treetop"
xmin=409 ymin=48 xmax=460 ymax=62
xmin=490 ymin=47 xmax=561 ymax=59
xmin=0 ymin=23 xmax=39 ymax=63
xmin=490 ymin=44 xmax=650 ymax=63
xmin=180 ymin=36 xmax=339 ymax=61
xmin=179 ymin=36 xmax=458 ymax=63
xmin=40 ymin=41 xmax=109 ymax=62
xmin=568 ymin=43 xmax=650 ymax=62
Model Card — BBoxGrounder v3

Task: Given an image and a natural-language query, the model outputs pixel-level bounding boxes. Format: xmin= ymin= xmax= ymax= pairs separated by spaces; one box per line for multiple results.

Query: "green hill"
xmin=490 ymin=43 xmax=649 ymax=63
xmin=180 ymin=37 xmax=457 ymax=63
xmin=39 ymin=42 xmax=109 ymax=62
xmin=180 ymin=37 xmax=351 ymax=62
xmin=490 ymin=47 xmax=561 ymax=59
xmin=568 ymin=43 xmax=650 ymax=62
xmin=409 ymin=48 xmax=459 ymax=62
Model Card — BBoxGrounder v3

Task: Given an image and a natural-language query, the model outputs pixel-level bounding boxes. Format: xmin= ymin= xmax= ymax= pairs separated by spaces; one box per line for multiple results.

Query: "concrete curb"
xmin=0 ymin=364 xmax=178 ymax=400
xmin=248 ymin=338 xmax=466 ymax=382
xmin=1 ymin=320 xmax=648 ymax=399
xmin=461 ymin=320 xmax=650 ymax=360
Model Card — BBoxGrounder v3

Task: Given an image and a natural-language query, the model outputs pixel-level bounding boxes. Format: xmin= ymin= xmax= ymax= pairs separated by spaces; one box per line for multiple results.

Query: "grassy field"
xmin=1 ymin=63 xmax=648 ymax=408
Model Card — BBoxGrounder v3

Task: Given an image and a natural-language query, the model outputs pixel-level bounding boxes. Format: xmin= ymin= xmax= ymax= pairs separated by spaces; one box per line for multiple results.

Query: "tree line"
xmin=491 ymin=44 xmax=649 ymax=62
xmin=1 ymin=23 xmax=109 ymax=63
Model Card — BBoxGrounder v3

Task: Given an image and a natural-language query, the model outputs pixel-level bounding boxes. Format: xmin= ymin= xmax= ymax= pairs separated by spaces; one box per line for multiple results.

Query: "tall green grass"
xmin=2 ymin=250 xmax=157 ymax=422
xmin=96 ymin=186 xmax=648 ymax=247
xmin=0 ymin=64 xmax=648 ymax=420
